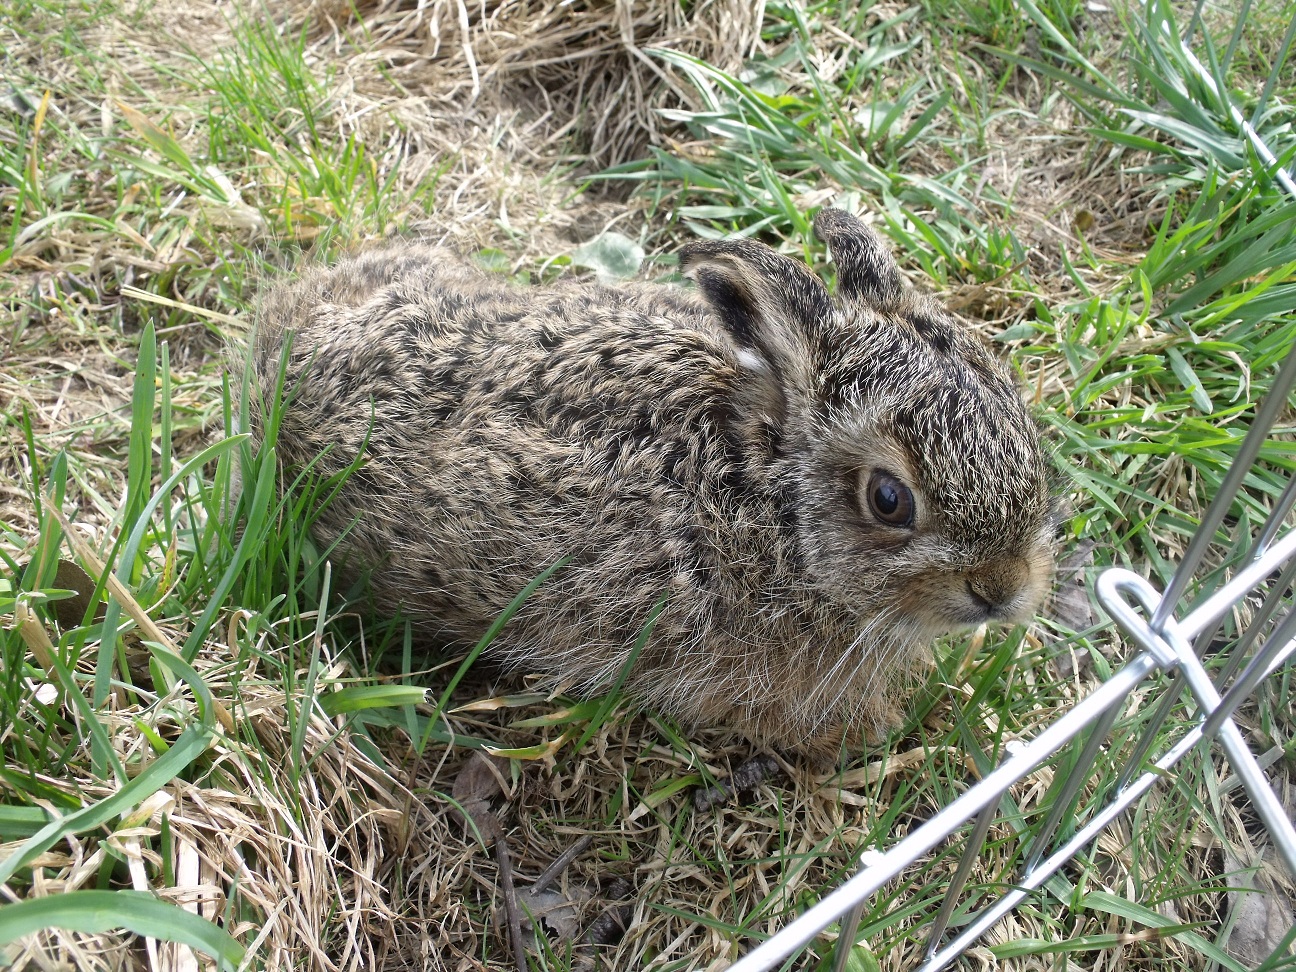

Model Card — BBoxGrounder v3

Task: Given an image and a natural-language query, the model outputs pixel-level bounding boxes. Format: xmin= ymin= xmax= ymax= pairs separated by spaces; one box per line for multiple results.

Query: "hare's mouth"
xmin=892 ymin=566 xmax=1049 ymax=632
xmin=963 ymin=579 xmax=1036 ymax=624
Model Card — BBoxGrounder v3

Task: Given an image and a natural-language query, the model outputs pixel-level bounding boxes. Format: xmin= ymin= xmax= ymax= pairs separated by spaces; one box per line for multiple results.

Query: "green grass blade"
xmin=571 ymin=594 xmax=669 ymax=755
xmin=1080 ymin=891 xmax=1249 ymax=971
xmin=0 ymin=807 xmax=52 ymax=840
xmin=318 ymin=685 xmax=429 ymax=717
xmin=0 ymin=725 xmax=212 ymax=887
xmin=0 ymin=890 xmax=244 ymax=970
xmin=420 ymin=556 xmax=570 ymax=752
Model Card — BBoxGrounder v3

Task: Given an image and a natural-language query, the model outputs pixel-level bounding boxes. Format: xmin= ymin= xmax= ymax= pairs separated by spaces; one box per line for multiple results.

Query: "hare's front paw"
xmin=790 ymin=721 xmax=854 ymax=769
xmin=792 ymin=705 xmax=901 ymax=769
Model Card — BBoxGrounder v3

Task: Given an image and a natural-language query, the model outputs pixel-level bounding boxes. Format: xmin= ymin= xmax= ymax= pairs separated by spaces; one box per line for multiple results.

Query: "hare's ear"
xmin=678 ymin=239 xmax=833 ymax=394
xmin=813 ymin=208 xmax=903 ymax=309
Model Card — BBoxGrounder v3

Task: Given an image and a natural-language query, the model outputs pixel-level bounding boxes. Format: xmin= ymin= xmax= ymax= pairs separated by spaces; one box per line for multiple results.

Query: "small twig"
xmin=495 ymin=839 xmax=528 ymax=972
xmin=530 ymin=834 xmax=594 ymax=895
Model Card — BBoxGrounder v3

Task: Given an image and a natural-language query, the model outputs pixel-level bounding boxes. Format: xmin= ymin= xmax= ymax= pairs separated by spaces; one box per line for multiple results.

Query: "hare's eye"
xmin=865 ymin=471 xmax=914 ymax=528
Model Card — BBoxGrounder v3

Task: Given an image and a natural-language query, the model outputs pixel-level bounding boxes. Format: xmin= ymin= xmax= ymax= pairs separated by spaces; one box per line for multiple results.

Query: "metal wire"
xmin=922 ymin=798 xmax=999 ymax=958
xmin=1149 ymin=338 xmax=1296 ymax=631
xmin=1099 ymin=569 xmax=1296 ymax=882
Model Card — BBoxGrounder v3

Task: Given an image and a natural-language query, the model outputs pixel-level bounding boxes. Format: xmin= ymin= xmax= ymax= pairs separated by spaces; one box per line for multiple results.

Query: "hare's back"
xmin=256 ymin=245 xmax=743 ymax=502
xmin=251 ymin=246 xmax=755 ymax=628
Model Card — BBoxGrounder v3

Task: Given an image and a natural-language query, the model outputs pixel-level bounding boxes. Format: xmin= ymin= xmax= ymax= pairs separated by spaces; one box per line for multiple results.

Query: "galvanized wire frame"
xmin=725 ymin=5 xmax=1296 ymax=970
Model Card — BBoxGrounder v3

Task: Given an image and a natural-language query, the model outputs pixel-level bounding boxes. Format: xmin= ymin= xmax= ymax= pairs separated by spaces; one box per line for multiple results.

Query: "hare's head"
xmin=679 ymin=209 xmax=1056 ymax=639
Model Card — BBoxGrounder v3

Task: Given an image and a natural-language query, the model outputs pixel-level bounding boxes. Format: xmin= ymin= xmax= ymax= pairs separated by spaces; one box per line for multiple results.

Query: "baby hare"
xmin=250 ymin=209 xmax=1056 ymax=761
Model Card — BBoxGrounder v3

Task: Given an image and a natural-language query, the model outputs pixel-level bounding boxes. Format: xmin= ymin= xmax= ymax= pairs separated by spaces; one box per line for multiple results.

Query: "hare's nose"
xmin=966 ymin=559 xmax=1032 ymax=620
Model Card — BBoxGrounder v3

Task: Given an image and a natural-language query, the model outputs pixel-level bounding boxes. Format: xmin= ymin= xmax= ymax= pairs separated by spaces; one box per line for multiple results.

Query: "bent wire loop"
xmin=724 ymin=2 xmax=1296 ymax=967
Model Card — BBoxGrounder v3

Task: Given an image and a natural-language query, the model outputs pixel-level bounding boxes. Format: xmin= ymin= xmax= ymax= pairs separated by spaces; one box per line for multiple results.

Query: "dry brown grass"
xmin=296 ymin=0 xmax=764 ymax=171
xmin=0 ymin=640 xmax=427 ymax=972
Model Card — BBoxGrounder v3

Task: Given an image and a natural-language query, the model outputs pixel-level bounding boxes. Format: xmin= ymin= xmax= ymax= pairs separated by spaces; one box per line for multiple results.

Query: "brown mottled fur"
xmin=249 ymin=210 xmax=1056 ymax=762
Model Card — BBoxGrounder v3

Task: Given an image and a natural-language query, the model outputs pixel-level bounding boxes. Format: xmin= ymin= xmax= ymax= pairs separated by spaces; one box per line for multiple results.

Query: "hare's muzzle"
xmin=965 ymin=553 xmax=1051 ymax=624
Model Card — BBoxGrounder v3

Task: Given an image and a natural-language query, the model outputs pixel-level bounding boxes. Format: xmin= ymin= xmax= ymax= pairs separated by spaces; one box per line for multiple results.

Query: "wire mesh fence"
xmin=722 ymin=2 xmax=1296 ymax=968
